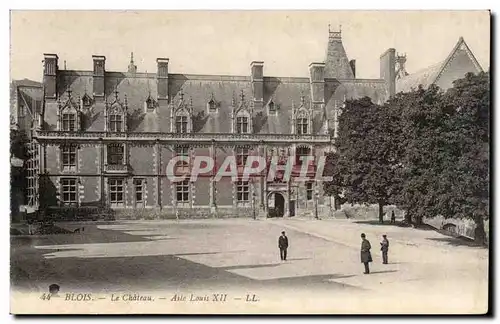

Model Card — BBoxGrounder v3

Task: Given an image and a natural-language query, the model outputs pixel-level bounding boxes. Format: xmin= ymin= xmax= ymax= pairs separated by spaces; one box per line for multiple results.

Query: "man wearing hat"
xmin=278 ymin=231 xmax=289 ymax=261
xmin=360 ymin=233 xmax=372 ymax=274
xmin=380 ymin=234 xmax=389 ymax=264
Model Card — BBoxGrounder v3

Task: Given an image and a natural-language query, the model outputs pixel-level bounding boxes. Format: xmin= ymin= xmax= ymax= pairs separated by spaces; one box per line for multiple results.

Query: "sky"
xmin=10 ymin=10 xmax=490 ymax=82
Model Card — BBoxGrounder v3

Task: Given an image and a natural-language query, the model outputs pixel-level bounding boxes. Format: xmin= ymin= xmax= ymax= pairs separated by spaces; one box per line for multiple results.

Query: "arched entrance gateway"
xmin=267 ymin=192 xmax=286 ymax=218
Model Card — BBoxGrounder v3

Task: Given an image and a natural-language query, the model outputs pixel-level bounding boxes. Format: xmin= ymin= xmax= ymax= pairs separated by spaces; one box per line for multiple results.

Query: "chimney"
xmin=349 ymin=59 xmax=356 ymax=78
xmin=43 ymin=54 xmax=58 ymax=99
xmin=92 ymin=55 xmax=106 ymax=98
xmin=156 ymin=58 xmax=169 ymax=101
xmin=380 ymin=48 xmax=396 ymax=97
xmin=250 ymin=61 xmax=264 ymax=109
xmin=309 ymin=62 xmax=325 ymax=104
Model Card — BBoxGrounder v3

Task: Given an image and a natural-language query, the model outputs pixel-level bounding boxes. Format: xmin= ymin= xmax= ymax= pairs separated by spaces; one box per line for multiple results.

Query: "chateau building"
xmin=26 ymin=30 xmax=482 ymax=220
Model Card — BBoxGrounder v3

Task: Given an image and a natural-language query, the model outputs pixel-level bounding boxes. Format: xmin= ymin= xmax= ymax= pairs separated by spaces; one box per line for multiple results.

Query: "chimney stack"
xmin=250 ymin=61 xmax=264 ymax=109
xmin=380 ymin=48 xmax=396 ymax=97
xmin=92 ymin=55 xmax=106 ymax=98
xmin=156 ymin=58 xmax=169 ymax=101
xmin=43 ymin=54 xmax=58 ymax=99
xmin=349 ymin=59 xmax=356 ymax=78
xmin=309 ymin=62 xmax=325 ymax=104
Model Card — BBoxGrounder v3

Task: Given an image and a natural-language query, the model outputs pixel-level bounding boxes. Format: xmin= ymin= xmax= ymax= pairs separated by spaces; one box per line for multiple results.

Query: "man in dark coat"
xmin=360 ymin=233 xmax=372 ymax=274
xmin=391 ymin=211 xmax=396 ymax=224
xmin=278 ymin=231 xmax=289 ymax=261
xmin=380 ymin=234 xmax=389 ymax=264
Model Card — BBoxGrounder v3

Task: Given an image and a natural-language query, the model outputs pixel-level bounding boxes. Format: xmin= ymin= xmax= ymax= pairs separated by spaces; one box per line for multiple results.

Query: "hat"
xmin=281 ymin=231 xmax=285 ymax=234
xmin=383 ymin=234 xmax=387 ymax=237
xmin=361 ymin=233 xmax=366 ymax=238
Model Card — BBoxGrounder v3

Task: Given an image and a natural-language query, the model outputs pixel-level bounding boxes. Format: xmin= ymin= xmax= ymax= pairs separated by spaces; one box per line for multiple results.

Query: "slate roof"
xmin=324 ymin=30 xmax=355 ymax=79
xmin=49 ymin=69 xmax=387 ymax=134
xmin=396 ymin=37 xmax=484 ymax=93
xmin=396 ymin=61 xmax=444 ymax=93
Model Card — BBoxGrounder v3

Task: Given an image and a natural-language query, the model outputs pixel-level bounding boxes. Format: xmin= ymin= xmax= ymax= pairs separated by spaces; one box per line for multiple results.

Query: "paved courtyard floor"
xmin=10 ymin=217 xmax=489 ymax=314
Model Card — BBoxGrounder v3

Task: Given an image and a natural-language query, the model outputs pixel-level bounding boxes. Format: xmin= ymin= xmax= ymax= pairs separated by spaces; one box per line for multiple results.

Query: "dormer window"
xmin=208 ymin=99 xmax=217 ymax=112
xmin=109 ymin=114 xmax=123 ymax=132
xmin=105 ymin=89 xmax=128 ymax=133
xmin=146 ymin=97 xmax=155 ymax=110
xmin=82 ymin=93 xmax=93 ymax=109
xmin=297 ymin=117 xmax=308 ymax=135
xmin=268 ymin=100 xmax=277 ymax=115
xmin=236 ymin=116 xmax=249 ymax=134
xmin=62 ymin=113 xmax=76 ymax=131
xmin=176 ymin=115 xmax=188 ymax=133
xmin=58 ymin=88 xmax=81 ymax=132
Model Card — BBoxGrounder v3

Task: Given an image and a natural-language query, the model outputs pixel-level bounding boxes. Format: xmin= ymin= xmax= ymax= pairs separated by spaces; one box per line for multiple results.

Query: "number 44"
xmin=40 ymin=293 xmax=51 ymax=301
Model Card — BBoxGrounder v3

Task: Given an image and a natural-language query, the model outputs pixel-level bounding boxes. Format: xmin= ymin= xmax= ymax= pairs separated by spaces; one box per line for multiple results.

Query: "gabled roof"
xmin=396 ymin=37 xmax=483 ymax=93
xmin=324 ymin=28 xmax=354 ymax=79
xmin=12 ymin=78 xmax=42 ymax=88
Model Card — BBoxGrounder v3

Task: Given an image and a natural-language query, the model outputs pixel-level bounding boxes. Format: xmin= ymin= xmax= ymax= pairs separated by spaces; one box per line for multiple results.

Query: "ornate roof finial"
xmin=124 ymin=94 xmax=128 ymax=106
xmin=64 ymin=60 xmax=67 ymax=70
xmin=300 ymin=95 xmax=305 ymax=105
xmin=328 ymin=24 xmax=331 ymax=32
xmin=66 ymin=87 xmax=72 ymax=98
xmin=179 ymin=89 xmax=184 ymax=101
xmin=240 ymin=89 xmax=245 ymax=102
xmin=130 ymin=52 xmax=134 ymax=64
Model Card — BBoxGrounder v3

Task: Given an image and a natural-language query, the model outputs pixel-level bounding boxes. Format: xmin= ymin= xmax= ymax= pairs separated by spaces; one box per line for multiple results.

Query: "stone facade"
xmin=29 ymin=29 xmax=393 ymax=220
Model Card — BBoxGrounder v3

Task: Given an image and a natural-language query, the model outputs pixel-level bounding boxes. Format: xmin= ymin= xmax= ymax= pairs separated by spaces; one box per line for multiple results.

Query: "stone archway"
xmin=267 ymin=192 xmax=286 ymax=218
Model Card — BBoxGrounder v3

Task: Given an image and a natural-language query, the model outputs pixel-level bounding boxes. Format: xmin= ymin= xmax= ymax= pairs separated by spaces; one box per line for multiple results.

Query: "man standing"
xmin=391 ymin=211 xmax=396 ymax=224
xmin=380 ymin=234 xmax=389 ymax=264
xmin=278 ymin=231 xmax=289 ymax=261
xmin=360 ymin=233 xmax=372 ymax=274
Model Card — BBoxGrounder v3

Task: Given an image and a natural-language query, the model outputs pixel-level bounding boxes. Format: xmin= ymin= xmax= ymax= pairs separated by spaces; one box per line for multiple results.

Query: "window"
xmin=62 ymin=113 xmax=76 ymax=131
xmin=134 ymin=179 xmax=144 ymax=205
xmin=296 ymin=147 xmax=311 ymax=165
xmin=176 ymin=115 xmax=188 ymax=133
xmin=306 ymin=182 xmax=313 ymax=201
xmin=82 ymin=94 xmax=92 ymax=108
xmin=109 ymin=178 xmax=124 ymax=207
xmin=61 ymin=178 xmax=77 ymax=205
xmin=236 ymin=116 xmax=249 ymax=134
xmin=236 ymin=147 xmax=249 ymax=167
xmin=208 ymin=99 xmax=217 ymax=112
xmin=175 ymin=146 xmax=190 ymax=172
xmin=297 ymin=117 xmax=308 ymax=135
xmin=176 ymin=179 xmax=190 ymax=203
xmin=19 ymin=105 xmax=26 ymax=118
xmin=61 ymin=145 xmax=77 ymax=171
xmin=109 ymin=114 xmax=122 ymax=132
xmin=268 ymin=101 xmax=276 ymax=114
xmin=146 ymin=97 xmax=155 ymax=111
xmin=237 ymin=180 xmax=250 ymax=202
xmin=107 ymin=144 xmax=124 ymax=165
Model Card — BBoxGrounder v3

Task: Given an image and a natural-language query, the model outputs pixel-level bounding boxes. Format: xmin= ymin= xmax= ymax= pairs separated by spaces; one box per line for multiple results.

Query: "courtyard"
xmin=10 ymin=217 xmax=489 ymax=314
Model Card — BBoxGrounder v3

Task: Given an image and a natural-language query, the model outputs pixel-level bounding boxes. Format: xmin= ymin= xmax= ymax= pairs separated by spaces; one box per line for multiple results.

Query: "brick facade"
xmin=29 ymin=30 xmax=393 ymax=220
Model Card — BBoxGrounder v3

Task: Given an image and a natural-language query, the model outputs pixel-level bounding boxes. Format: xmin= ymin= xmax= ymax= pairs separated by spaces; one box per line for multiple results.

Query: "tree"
xmin=398 ymin=73 xmax=489 ymax=242
xmin=325 ymin=97 xmax=402 ymax=222
xmin=436 ymin=72 xmax=489 ymax=243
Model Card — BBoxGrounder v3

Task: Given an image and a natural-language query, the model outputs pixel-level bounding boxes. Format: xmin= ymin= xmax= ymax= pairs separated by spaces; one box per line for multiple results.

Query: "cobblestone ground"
xmin=10 ymin=218 xmax=488 ymax=314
